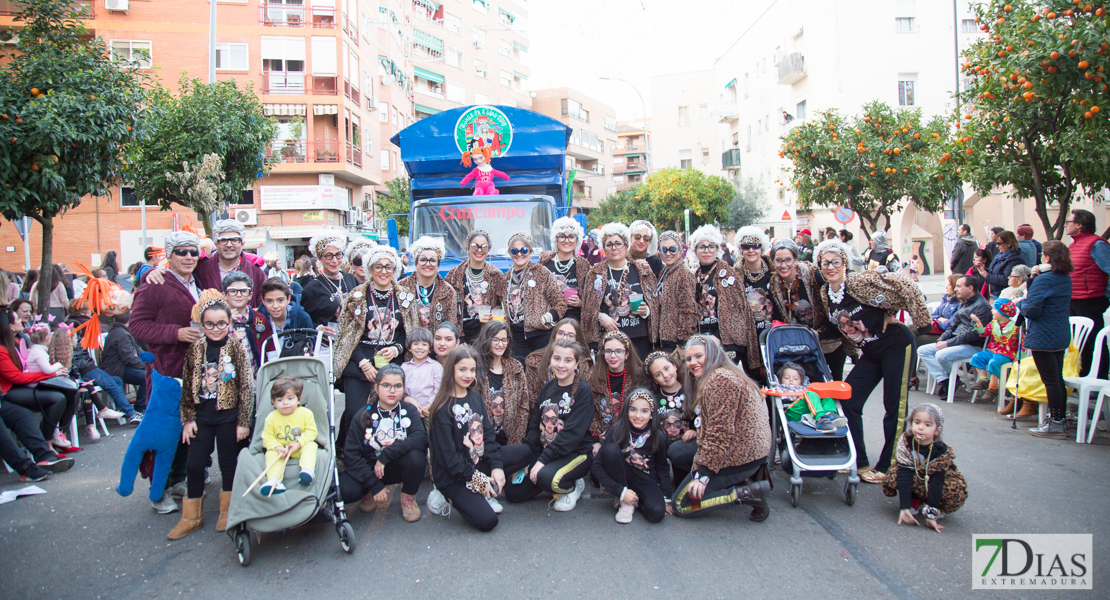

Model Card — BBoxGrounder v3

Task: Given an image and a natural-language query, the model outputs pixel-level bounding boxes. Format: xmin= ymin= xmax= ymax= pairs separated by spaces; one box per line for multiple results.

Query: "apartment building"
xmin=531 ymin=87 xmax=617 ymax=209
xmin=612 ymin=120 xmax=650 ymax=193
xmin=648 ymin=70 xmax=720 ymax=177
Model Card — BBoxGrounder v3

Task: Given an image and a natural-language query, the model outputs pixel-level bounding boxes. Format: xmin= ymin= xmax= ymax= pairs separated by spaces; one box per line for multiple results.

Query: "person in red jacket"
xmin=1066 ymin=210 xmax=1110 ymax=379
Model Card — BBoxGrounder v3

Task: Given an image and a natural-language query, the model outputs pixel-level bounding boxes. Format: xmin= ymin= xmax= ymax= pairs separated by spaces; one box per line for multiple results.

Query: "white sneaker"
xmin=486 ymin=495 xmax=504 ymax=514
xmin=426 ymin=487 xmax=451 ymax=517
xmin=552 ymin=478 xmax=585 ymax=512
xmin=85 ymin=425 xmax=101 ymax=441
xmin=51 ymin=430 xmax=73 ymax=449
xmin=97 ymin=408 xmax=125 ymax=420
xmin=151 ymin=495 xmax=179 ymax=514
xmin=168 ymin=480 xmax=188 ymax=499
xmin=615 ymin=501 xmax=635 ymax=524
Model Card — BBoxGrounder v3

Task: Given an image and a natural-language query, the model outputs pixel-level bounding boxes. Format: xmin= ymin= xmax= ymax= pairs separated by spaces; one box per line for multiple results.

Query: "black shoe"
xmin=935 ymin=380 xmax=949 ymax=399
xmin=735 ymin=480 xmax=770 ymax=522
xmin=37 ymin=456 xmax=74 ymax=473
xmin=19 ymin=464 xmax=51 ymax=482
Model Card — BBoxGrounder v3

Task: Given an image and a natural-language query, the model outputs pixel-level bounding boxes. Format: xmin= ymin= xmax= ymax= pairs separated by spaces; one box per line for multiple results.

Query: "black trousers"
xmin=1071 ymin=297 xmax=1109 ymax=379
xmin=825 ymin=344 xmax=848 ymax=382
xmin=1032 ymin=350 xmax=1067 ymax=420
xmin=593 ymin=442 xmax=666 ymax=523
xmin=501 ymin=443 xmax=592 ymax=501
xmin=440 ymin=458 xmax=498 ymax=532
xmin=672 ymin=458 xmax=764 ymax=517
xmin=511 ymin=327 xmax=551 ymax=363
xmin=338 ymin=373 xmax=373 ymax=461
xmin=842 ymin=324 xmax=916 ymax=473
xmin=0 ymin=401 xmax=56 ymax=467
xmin=666 ymin=438 xmax=697 ymax=486
xmin=186 ymin=421 xmax=238 ymax=498
xmin=4 ymin=385 xmax=68 ymax=439
xmin=338 ymin=448 xmax=426 ymax=501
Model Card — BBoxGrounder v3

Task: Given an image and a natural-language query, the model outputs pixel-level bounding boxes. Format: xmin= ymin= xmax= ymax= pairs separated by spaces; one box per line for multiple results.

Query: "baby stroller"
xmin=761 ymin=324 xmax=859 ymax=508
xmin=225 ymin=329 xmax=353 ymax=566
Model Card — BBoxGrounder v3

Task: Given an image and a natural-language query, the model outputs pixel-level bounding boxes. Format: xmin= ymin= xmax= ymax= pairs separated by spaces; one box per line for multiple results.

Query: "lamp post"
xmin=600 ymin=77 xmax=651 ymax=176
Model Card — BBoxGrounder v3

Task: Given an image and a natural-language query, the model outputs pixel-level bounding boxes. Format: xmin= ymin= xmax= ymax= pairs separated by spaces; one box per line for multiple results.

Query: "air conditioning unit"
xmin=234 ymin=208 xmax=258 ymax=226
xmin=367 ymin=96 xmax=378 ymax=111
xmin=347 ymin=208 xmax=362 ymax=223
xmin=473 ymin=38 xmax=483 ymax=49
xmin=105 ymin=0 xmax=129 ymax=12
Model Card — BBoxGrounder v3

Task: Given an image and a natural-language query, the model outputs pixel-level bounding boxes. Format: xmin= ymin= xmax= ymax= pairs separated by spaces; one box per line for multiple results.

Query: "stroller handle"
xmin=261 ymin=328 xmax=333 ymax=368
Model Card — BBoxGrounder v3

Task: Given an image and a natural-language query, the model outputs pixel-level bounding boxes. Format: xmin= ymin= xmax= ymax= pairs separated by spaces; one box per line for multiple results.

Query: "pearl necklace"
xmin=828 ymin=283 xmax=846 ymax=305
xmin=551 ymin=257 xmax=573 ymax=275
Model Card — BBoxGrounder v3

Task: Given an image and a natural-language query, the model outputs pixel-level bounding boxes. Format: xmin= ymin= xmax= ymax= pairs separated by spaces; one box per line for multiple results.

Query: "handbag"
xmin=36 ymin=375 xmax=79 ymax=392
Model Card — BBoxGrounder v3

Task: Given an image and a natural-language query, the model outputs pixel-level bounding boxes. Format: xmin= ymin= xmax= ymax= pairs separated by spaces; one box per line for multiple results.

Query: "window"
xmin=214 ymin=43 xmax=249 ymax=71
xmin=234 ymin=190 xmax=255 ymax=206
xmin=446 ymin=48 xmax=461 ymax=68
xmin=701 ymin=148 xmax=710 ymax=162
xmin=604 ymin=115 xmax=617 ymax=132
xmin=262 ymin=36 xmax=306 ymax=91
xmin=613 ymin=175 xmax=625 ymax=184
xmin=474 ymin=59 xmax=488 ymax=78
xmin=895 ymin=17 xmax=915 ymax=32
xmin=679 ymin=149 xmax=692 ymax=169
xmin=743 ymin=73 xmax=750 ymax=98
xmin=498 ymin=8 xmax=515 ymax=27
xmin=110 ymin=40 xmax=152 ymax=68
xmin=561 ymin=98 xmax=588 ymax=122
xmin=512 ymin=42 xmax=528 ymax=64
xmin=446 ymin=82 xmax=464 ymax=103
xmin=472 ymin=0 xmax=488 ymax=13
xmin=120 ymin=187 xmax=156 ymax=207
xmin=960 ymin=18 xmax=977 ymax=33
xmin=444 ymin=12 xmax=462 ymax=34
xmin=379 ymin=101 xmax=390 ymax=122
xmin=898 ymin=76 xmax=916 ymax=106
xmin=795 ymin=100 xmax=806 ymax=120
xmin=499 ymin=69 xmax=513 ymax=87
xmin=765 ymin=115 xmax=770 ymax=131
xmin=746 ymin=125 xmax=752 ymax=151
xmin=569 ymin=128 xmax=603 ymax=153
xmin=474 ymin=28 xmax=486 ymax=48
xmin=498 ymin=39 xmax=512 ymax=58
xmin=678 ymin=105 xmax=690 ymax=126
xmin=413 ymin=29 xmax=444 ymax=60
xmin=381 ymin=149 xmax=390 ymax=171
xmin=474 ymin=92 xmax=490 ymax=104
xmin=699 ymin=104 xmax=708 ymax=120
xmin=414 ymin=67 xmax=444 ymax=96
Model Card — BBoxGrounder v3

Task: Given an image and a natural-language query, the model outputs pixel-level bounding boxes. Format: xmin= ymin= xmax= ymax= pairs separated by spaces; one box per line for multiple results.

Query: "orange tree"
xmin=0 ymin=0 xmax=148 ymax=313
xmin=781 ymin=101 xmax=955 ymax=240
xmin=944 ymin=0 xmax=1109 ymax=239
xmin=640 ymin=167 xmax=735 ymax=231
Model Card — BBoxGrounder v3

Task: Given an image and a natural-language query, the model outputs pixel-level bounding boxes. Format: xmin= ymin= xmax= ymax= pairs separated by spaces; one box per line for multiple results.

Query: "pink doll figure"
xmin=460 ymin=145 xmax=509 ymax=196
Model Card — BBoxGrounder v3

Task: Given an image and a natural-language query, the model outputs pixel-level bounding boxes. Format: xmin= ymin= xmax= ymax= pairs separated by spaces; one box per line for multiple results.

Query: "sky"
xmin=524 ymin=0 xmax=774 ymax=120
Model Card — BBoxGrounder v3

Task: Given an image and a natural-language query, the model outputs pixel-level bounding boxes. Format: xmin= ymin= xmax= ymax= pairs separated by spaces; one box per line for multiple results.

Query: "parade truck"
xmin=387 ymin=105 xmax=584 ymax=274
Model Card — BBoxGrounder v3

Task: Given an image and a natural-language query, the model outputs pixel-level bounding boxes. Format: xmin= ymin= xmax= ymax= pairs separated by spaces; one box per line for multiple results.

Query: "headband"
xmin=309 ymin=232 xmax=349 ymax=259
xmin=735 ymin=225 xmax=770 ymax=250
xmin=643 ymin=350 xmax=672 ymax=370
xmin=599 ymin=222 xmax=631 ymax=247
xmin=813 ymin=239 xmax=851 ymax=263
xmin=191 ymin=289 xmax=231 ymax=324
xmin=629 ymin=220 xmax=659 ymax=255
xmin=507 ymin=231 xmax=536 ymax=252
xmin=627 ymin=388 xmax=654 ymax=405
xmin=362 ymin=245 xmax=403 ymax=281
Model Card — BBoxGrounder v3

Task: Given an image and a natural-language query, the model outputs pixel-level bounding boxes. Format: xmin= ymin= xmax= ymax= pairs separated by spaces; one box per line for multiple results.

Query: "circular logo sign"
xmin=455 ymin=106 xmax=513 ymax=158
xmin=834 ymin=206 xmax=855 ymax=224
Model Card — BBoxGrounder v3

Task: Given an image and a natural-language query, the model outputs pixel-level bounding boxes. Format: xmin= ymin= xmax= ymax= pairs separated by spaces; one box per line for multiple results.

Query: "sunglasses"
xmin=740 ymin=244 xmax=762 ymax=251
xmin=172 ymin=249 xmax=199 ymax=257
xmin=509 ymin=247 xmax=531 ymax=256
xmin=696 ymin=244 xmax=718 ymax=253
xmin=350 ymin=256 xmax=363 ymax=267
xmin=470 ymin=243 xmax=491 ymax=252
xmin=633 ymin=234 xmax=652 ymax=242
xmin=660 ymin=245 xmax=681 ymax=255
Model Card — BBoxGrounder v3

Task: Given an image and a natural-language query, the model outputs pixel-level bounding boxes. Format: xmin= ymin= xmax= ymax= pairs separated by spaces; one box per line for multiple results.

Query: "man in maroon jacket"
xmin=195 ymin=219 xmax=266 ymax=306
xmin=129 ymin=230 xmax=204 ymax=514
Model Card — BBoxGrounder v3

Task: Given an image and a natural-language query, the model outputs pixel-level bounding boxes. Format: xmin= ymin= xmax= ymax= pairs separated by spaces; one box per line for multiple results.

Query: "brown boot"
xmin=1015 ymin=400 xmax=1039 ymax=419
xmin=735 ymin=480 xmax=771 ymax=522
xmin=401 ymin=493 xmax=421 ymax=522
xmin=167 ymin=497 xmax=205 ymax=540
xmin=998 ymin=398 xmax=1016 ymax=415
xmin=215 ymin=491 xmax=232 ymax=532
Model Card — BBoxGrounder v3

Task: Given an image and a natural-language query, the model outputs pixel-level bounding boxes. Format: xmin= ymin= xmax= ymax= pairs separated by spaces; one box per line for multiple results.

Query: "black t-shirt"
xmin=696 ymin=264 xmax=721 ymax=337
xmin=545 ymin=257 xmax=580 ymax=322
xmin=486 ymin=370 xmax=507 ymax=442
xmin=349 ymin=290 xmax=407 ymax=373
xmin=601 ymin=371 xmax=628 ymax=427
xmin=596 ymin=264 xmax=647 ymax=340
xmin=196 ymin=337 xmax=236 ymax=425
xmin=415 ymin=281 xmax=440 ymax=329
xmin=773 ymin=278 xmax=817 ymax=329
xmin=827 ymin=290 xmax=897 ymax=354
xmin=505 ymin=269 xmax=526 ymax=326
xmin=745 ymin=269 xmax=774 ymax=336
xmin=654 ymin=388 xmax=689 ymax=442
xmin=301 ymin=273 xmax=358 ymax=327
xmin=461 ymin=268 xmax=492 ymax=339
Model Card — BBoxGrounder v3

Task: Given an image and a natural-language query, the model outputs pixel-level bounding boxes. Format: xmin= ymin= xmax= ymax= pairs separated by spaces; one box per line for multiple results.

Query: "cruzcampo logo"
xmin=455 ymin=105 xmax=513 ymax=158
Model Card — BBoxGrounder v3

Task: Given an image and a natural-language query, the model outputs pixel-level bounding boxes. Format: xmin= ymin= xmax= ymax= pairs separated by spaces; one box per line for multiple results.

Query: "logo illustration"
xmin=972 ymin=534 xmax=1091 ymax=589
xmin=454 ymin=106 xmax=513 ymax=157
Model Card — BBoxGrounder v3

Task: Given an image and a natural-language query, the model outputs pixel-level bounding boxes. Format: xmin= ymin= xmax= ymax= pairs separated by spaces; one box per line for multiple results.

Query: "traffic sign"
xmin=782 ymin=210 xmax=792 ymax=221
xmin=834 ymin=206 xmax=855 ymax=224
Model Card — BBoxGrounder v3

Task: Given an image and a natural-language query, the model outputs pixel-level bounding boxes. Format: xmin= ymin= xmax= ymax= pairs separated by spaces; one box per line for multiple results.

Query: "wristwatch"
xmin=697 ymin=474 xmax=710 ymax=485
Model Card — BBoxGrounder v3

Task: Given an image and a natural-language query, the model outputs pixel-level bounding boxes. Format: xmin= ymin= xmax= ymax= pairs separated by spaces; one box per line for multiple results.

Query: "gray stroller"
xmin=225 ymin=329 xmax=353 ymax=566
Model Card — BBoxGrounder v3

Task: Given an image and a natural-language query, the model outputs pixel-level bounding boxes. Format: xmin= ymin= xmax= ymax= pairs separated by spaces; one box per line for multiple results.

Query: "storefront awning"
xmin=268 ymin=226 xmax=345 ymax=240
xmin=313 ymin=104 xmax=338 ymax=115
xmin=513 ymin=71 xmax=528 ymax=80
xmin=263 ymin=103 xmax=307 ymax=117
xmin=242 ymin=227 xmax=268 ymax=249
xmin=413 ymin=66 xmax=444 ymax=84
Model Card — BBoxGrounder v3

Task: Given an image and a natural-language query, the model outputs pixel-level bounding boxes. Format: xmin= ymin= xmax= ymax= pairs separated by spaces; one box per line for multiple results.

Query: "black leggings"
xmin=186 ymin=421 xmax=238 ymax=498
xmin=1032 ymin=350 xmax=1067 ymax=421
xmin=842 ymin=324 xmax=916 ymax=473
xmin=672 ymin=459 xmax=764 ymax=517
xmin=501 ymin=444 xmax=592 ymax=502
xmin=512 ymin=328 xmax=551 ymax=363
xmin=593 ymin=442 xmax=666 ymax=522
xmin=338 ymin=448 xmax=426 ymax=501
xmin=338 ymin=373 xmax=373 ymax=460
xmin=666 ymin=438 xmax=697 ymax=486
xmin=440 ymin=458 xmax=498 ymax=532
xmin=4 ymin=385 xmax=70 ymax=439
xmin=825 ymin=344 xmax=848 ymax=382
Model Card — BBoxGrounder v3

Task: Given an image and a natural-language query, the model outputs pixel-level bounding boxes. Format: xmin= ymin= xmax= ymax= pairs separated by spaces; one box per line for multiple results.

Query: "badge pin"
xmin=528 ymin=280 xmax=536 ymax=287
xmin=352 ymin=291 xmax=363 ymax=299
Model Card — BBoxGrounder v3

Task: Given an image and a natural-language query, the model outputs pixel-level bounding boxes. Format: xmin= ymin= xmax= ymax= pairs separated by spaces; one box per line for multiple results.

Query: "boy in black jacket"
xmin=101 ymin=312 xmax=148 ymax=413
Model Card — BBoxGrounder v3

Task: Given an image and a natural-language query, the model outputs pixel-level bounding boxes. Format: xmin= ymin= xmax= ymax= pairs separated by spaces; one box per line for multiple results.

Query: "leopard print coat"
xmin=537 ymin=251 xmax=591 ymax=305
xmin=818 ymin=269 xmax=931 ymax=358
xmin=477 ymin=357 xmax=528 ymax=445
xmin=692 ymin=367 xmax=771 ymax=474
xmin=398 ymin=273 xmax=460 ymax=332
xmin=654 ymin=263 xmax=699 ymax=346
xmin=581 ymin=259 xmax=660 ymax=345
xmin=701 ymin=260 xmax=762 ymax=371
xmin=332 ymin=281 xmax=421 ymax=374
xmin=444 ymin=261 xmax=506 ymax=324
xmin=180 ymin=337 xmax=255 ymax=428
xmin=503 ymin=261 xmax=567 ymax=333
xmin=881 ymin=432 xmax=968 ymax=514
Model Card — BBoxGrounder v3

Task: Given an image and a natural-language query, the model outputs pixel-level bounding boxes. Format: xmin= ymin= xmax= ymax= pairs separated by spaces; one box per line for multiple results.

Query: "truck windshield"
xmin=412 ymin=200 xmax=553 ymax=258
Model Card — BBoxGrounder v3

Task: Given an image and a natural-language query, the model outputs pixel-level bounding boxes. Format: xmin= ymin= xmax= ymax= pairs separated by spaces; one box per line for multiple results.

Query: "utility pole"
xmin=600 ymin=77 xmax=651 ymax=175
xmin=208 ymin=0 xmax=217 ymax=83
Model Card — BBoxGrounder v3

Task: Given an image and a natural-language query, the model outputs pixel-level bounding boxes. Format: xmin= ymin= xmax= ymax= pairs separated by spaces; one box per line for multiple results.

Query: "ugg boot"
xmin=215 ymin=491 xmax=232 ymax=532
xmin=167 ymin=497 xmax=205 ymax=540
xmin=1015 ymin=400 xmax=1039 ymax=419
xmin=998 ymin=398 xmax=1016 ymax=415
xmin=735 ymin=480 xmax=771 ymax=522
xmin=401 ymin=493 xmax=421 ymax=522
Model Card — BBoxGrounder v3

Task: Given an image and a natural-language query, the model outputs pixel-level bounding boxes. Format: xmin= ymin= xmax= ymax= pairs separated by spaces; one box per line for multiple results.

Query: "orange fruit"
xmin=1078 ymin=60 xmax=1089 ymax=69
xmin=1085 ymin=111 xmax=1094 ymax=118
xmin=1051 ymin=51 xmax=1060 ymax=59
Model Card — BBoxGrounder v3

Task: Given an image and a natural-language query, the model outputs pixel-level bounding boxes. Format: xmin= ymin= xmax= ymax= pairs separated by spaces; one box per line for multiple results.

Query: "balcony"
xmin=614 ymin=163 xmax=646 ymax=176
xmin=713 ymin=104 xmax=739 ymax=123
xmin=345 ymin=142 xmax=362 ymax=168
xmin=260 ymin=4 xmax=337 ymax=28
xmin=778 ymin=52 xmax=806 ymax=85
xmin=267 ymin=139 xmax=307 ymax=163
xmin=722 ymin=148 xmax=741 ymax=170
xmin=613 ymin=145 xmax=643 ymax=157
xmin=1 ymin=0 xmax=93 ymax=17
xmin=313 ymin=139 xmax=340 ymax=163
xmin=343 ymin=12 xmax=359 ymax=44
xmin=261 ymin=73 xmax=339 ymax=95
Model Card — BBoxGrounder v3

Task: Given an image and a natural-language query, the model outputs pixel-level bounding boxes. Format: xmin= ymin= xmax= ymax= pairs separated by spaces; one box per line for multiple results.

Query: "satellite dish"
xmin=381 ymin=74 xmax=393 ymax=86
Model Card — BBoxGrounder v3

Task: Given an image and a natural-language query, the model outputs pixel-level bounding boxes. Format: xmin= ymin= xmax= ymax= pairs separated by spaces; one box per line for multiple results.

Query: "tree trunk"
xmin=33 ymin=215 xmax=53 ymax=318
xmin=200 ymin=209 xmax=213 ymax=238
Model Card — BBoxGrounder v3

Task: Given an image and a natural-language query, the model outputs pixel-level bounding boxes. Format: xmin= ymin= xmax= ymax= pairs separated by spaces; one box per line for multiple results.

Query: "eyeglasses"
xmin=696 ymin=244 xmax=718 ymax=253
xmin=202 ymin=320 xmax=229 ymax=330
xmin=509 ymin=247 xmax=531 ymax=256
xmin=555 ymin=330 xmax=576 ymax=340
xmin=470 ymin=243 xmax=491 ymax=252
xmin=633 ymin=234 xmax=652 ymax=242
xmin=172 ymin=248 xmax=199 ymax=257
xmin=660 ymin=245 xmax=681 ymax=255
xmin=740 ymin=244 xmax=762 ymax=251
xmin=604 ymin=241 xmax=625 ymax=249
xmin=417 ymin=257 xmax=439 ymax=266
xmin=773 ymin=257 xmax=796 ymax=266
xmin=490 ymin=336 xmax=509 ymax=346
xmin=378 ymin=383 xmax=404 ymax=392
xmin=321 ymin=252 xmax=344 ymax=261
xmin=225 ymin=288 xmax=251 ymax=297
xmin=216 ymin=237 xmax=242 ymax=246
xmin=556 ymin=234 xmax=577 ymax=242
xmin=819 ymin=259 xmax=844 ymax=269
xmin=603 ymin=348 xmax=626 ymax=357
xmin=371 ymin=263 xmax=395 ymax=273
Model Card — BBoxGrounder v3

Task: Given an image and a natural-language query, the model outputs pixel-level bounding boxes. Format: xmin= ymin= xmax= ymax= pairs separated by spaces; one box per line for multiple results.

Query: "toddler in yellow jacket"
xmin=260 ymin=377 xmax=318 ymax=496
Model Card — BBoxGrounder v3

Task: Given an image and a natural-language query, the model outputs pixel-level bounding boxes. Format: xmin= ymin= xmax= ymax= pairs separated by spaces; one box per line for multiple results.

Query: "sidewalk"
xmin=915 ymin=273 xmax=947 ymax=299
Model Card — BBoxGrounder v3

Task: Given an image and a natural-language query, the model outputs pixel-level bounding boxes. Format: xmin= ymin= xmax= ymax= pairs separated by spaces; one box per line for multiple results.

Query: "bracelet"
xmin=921 ymin=504 xmax=941 ymax=521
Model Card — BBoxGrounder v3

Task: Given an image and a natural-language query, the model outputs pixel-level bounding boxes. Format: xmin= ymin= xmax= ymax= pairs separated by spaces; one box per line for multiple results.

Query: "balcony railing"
xmin=262 ymin=71 xmax=306 ymax=94
xmin=313 ymin=140 xmax=340 ymax=163
xmin=267 ymin=139 xmax=308 ymax=163
xmin=713 ymin=104 xmax=739 ymax=123
xmin=351 ymin=87 xmax=360 ymax=104
xmin=343 ymin=13 xmax=359 ymax=43
xmin=722 ymin=148 xmax=741 ymax=169
xmin=346 ymin=142 xmax=362 ymax=168
xmin=260 ymin=4 xmax=337 ymax=28
xmin=313 ymin=74 xmax=338 ymax=95
xmin=778 ymin=52 xmax=806 ymax=85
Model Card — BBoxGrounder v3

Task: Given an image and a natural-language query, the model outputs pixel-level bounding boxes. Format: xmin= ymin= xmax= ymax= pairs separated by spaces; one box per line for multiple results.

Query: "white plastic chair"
xmin=1085 ymin=387 xmax=1110 ymax=443
xmin=1070 ymin=316 xmax=1095 ymax=357
xmin=1063 ymin=325 xmax=1110 ymax=443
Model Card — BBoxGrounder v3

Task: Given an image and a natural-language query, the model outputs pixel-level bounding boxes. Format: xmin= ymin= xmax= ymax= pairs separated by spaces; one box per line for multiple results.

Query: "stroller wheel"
xmin=845 ymin=482 xmax=857 ymax=507
xmin=789 ymin=483 xmax=801 ymax=508
xmin=337 ymin=521 xmax=356 ymax=554
xmin=235 ymin=531 xmax=251 ymax=567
